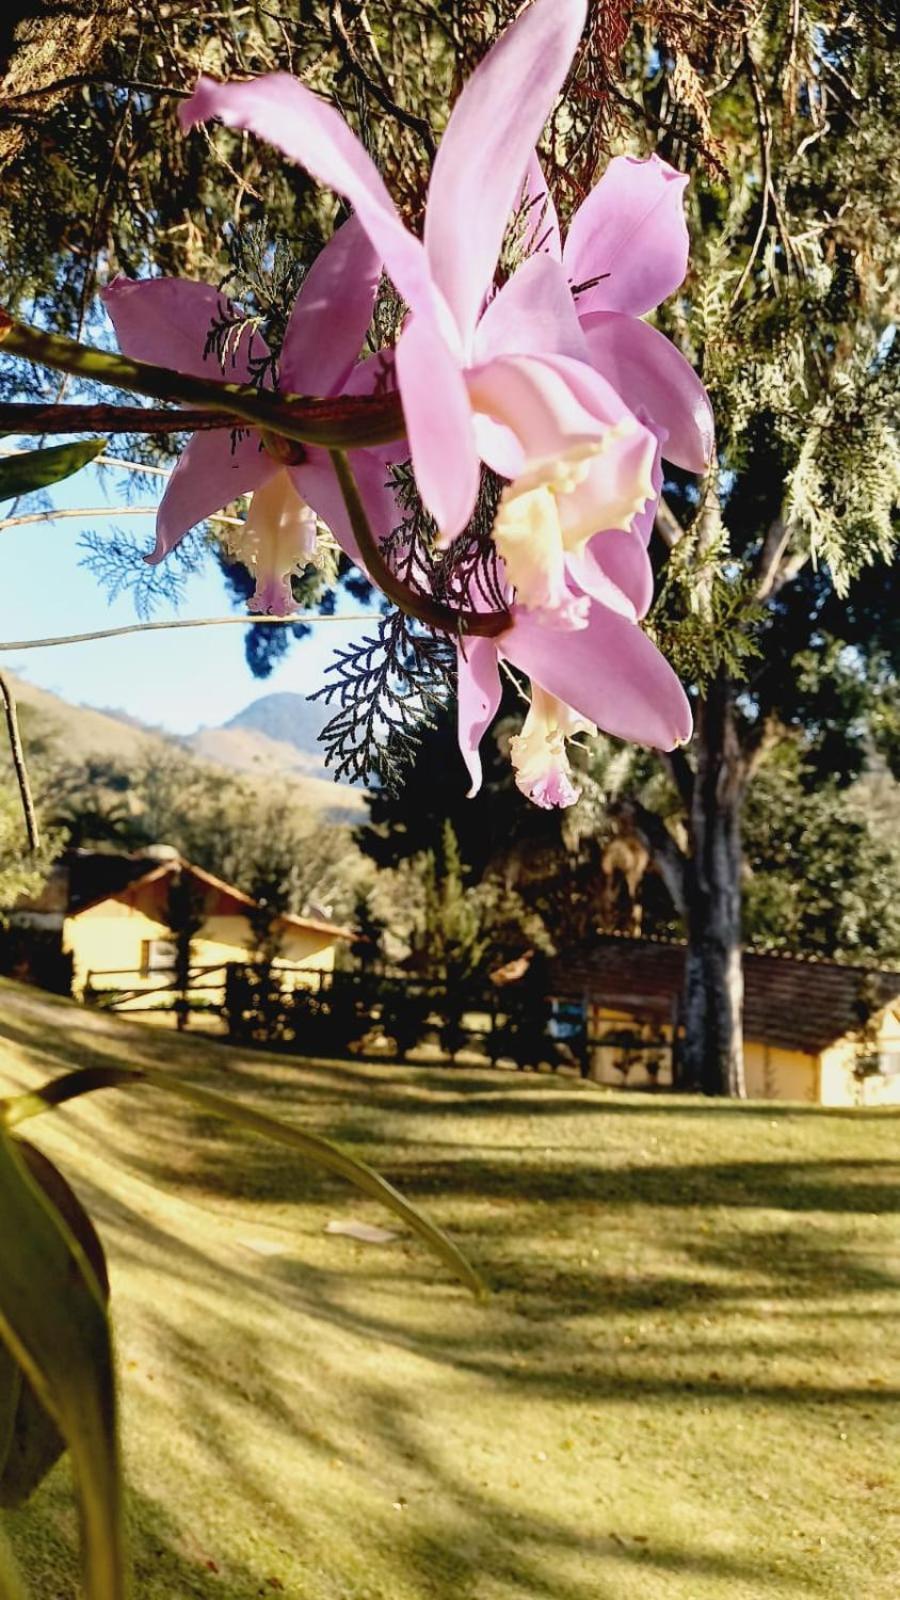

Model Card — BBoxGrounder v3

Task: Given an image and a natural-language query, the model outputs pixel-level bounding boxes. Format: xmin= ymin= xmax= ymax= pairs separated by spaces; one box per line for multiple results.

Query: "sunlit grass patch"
xmin=1 ymin=977 xmax=898 ymax=1600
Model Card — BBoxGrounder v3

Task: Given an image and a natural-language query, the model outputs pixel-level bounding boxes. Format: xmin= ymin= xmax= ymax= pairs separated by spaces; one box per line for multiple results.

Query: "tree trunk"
xmin=679 ymin=671 xmax=746 ymax=1097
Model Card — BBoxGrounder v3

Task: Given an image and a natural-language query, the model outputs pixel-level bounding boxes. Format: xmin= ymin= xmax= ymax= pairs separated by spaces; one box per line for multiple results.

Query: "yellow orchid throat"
xmin=224 ymin=468 xmax=319 ymax=615
xmin=491 ymin=422 xmax=655 ymax=613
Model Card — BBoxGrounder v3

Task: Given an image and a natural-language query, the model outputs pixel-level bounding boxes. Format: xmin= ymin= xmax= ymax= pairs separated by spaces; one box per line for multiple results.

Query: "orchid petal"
xmin=339 ymin=349 xmax=396 ymax=398
xmin=567 ymin=529 xmax=653 ymax=621
xmin=470 ymin=355 xmax=657 ymax=555
xmin=501 ymin=602 xmax=692 ymax=750
xmin=395 ymin=317 xmax=479 ymax=539
xmin=237 ymin=469 xmax=318 ymax=615
xmin=180 ymin=75 xmax=456 ymax=347
xmin=564 ymin=153 xmax=690 ymax=317
xmin=630 ymin=424 xmax=665 ymax=548
xmin=580 ymin=310 xmax=713 ymax=472
xmin=474 ymin=255 xmax=587 ymax=365
xmin=103 ymin=275 xmax=270 ymax=383
xmin=291 ymin=446 xmax=400 ymax=570
xmin=509 ymin=684 xmax=594 ymax=809
xmin=150 ymin=430 xmax=273 ymax=563
xmin=280 ymin=215 xmax=381 ymax=397
xmin=457 ymin=637 xmax=503 ymax=796
xmin=424 ymin=0 xmax=586 ymax=352
xmin=492 ymin=478 xmax=579 ymax=618
xmin=468 ymin=352 xmax=634 ymax=458
xmin=520 ymin=152 xmax=562 ymax=261
xmin=473 ymin=414 xmax=525 ymax=480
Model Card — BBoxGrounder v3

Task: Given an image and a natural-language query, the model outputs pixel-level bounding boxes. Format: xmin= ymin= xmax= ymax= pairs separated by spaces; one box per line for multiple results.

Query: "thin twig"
xmin=0 ymin=614 xmax=372 ymax=653
xmin=329 ymin=0 xmax=436 ymax=158
xmin=0 ymin=672 xmax=40 ymax=850
xmin=0 ymin=73 xmax=191 ymax=109
xmin=0 ymin=505 xmax=244 ymax=531
xmin=729 ymin=46 xmax=773 ymax=309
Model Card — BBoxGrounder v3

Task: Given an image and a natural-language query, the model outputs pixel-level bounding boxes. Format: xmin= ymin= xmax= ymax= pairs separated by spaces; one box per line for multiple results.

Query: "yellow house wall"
xmin=820 ymin=1007 xmax=900 ymax=1108
xmin=64 ymin=900 xmax=338 ymax=1012
xmin=587 ymin=1006 xmax=675 ymax=1090
xmin=587 ymin=1005 xmax=821 ymax=1102
xmin=742 ymin=1042 xmax=818 ymax=1103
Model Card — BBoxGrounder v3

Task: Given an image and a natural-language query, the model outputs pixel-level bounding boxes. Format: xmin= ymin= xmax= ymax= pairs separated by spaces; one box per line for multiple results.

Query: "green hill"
xmin=4 ymin=672 xmax=366 ymax=824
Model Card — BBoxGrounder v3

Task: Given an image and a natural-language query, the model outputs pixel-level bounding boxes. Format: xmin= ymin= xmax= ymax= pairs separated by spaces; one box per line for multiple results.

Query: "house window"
xmin=139 ymin=939 xmax=176 ymax=979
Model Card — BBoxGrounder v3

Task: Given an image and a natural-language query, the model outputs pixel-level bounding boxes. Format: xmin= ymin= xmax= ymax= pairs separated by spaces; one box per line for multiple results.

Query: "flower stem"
xmin=0 ymin=403 xmax=230 ymax=436
xmin=328 ymin=449 xmax=510 ymax=639
xmin=0 ymin=314 xmax=405 ymax=449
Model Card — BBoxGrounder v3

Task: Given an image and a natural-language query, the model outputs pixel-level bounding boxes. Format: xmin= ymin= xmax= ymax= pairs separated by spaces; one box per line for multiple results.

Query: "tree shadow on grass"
xmin=3 ymin=987 xmax=899 ymax=1597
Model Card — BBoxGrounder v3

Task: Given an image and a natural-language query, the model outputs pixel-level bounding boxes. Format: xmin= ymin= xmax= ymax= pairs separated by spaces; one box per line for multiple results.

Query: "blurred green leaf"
xmin=0 ymin=1523 xmax=30 ymax=1600
xmin=0 ymin=1345 xmax=19 ymax=1480
xmin=1 ymin=1064 xmax=487 ymax=1299
xmin=0 ymin=1142 xmax=111 ymax=1512
xmin=0 ymin=439 xmax=107 ymax=502
xmin=0 ymin=1129 xmax=125 ymax=1600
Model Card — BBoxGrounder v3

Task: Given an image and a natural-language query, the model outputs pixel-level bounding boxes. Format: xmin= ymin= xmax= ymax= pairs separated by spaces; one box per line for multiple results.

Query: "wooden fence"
xmin=82 ymin=959 xmax=678 ymax=1079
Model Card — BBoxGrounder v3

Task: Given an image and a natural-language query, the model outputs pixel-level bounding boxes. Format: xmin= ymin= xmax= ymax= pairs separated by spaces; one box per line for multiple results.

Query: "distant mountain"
xmin=225 ymin=693 xmax=328 ymax=755
xmin=187 ymin=691 xmax=345 ymax=787
xmin=6 ymin=674 xmax=365 ymax=823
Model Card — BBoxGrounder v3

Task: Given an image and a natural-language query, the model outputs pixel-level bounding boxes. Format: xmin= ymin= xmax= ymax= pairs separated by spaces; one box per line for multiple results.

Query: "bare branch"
xmin=0 ymin=73 xmax=191 ymax=113
xmin=0 ymin=671 xmax=40 ymax=851
xmin=655 ymin=496 xmax=686 ymax=550
xmin=616 ymin=798 xmax=688 ymax=920
xmin=659 ymin=747 xmax=695 ymax=810
xmin=754 ymin=512 xmax=791 ymax=599
xmin=329 ymin=1 xmax=436 ymax=159
xmin=0 ymin=317 xmax=406 ymax=451
xmin=0 ymin=613 xmax=371 ymax=653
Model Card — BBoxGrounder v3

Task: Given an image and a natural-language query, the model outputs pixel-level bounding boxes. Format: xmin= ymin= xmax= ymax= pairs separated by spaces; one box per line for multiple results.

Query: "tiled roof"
xmin=550 ymin=936 xmax=900 ymax=1055
xmin=14 ymin=853 xmax=151 ymax=915
xmin=16 ymin=851 xmax=352 ymax=941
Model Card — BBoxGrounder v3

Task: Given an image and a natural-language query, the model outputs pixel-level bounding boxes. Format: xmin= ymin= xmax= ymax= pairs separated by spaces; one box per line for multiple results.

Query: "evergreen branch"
xmin=311 ymin=609 xmax=453 ymax=790
xmin=0 ymin=315 xmax=405 ymax=450
xmin=78 ymin=527 xmax=204 ymax=621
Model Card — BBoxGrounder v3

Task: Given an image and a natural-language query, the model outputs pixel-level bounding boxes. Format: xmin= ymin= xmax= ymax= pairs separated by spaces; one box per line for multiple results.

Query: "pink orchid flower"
xmin=457 ymin=559 xmax=692 ymax=809
xmin=175 ymin=0 xmax=702 ymax=797
xmin=177 ymin=0 xmax=672 ymax=629
xmin=102 ymin=216 xmax=397 ymax=612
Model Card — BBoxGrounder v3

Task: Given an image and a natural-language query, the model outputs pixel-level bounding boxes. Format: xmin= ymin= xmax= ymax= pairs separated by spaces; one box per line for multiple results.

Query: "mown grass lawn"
xmin=0 ymin=977 xmax=898 ymax=1600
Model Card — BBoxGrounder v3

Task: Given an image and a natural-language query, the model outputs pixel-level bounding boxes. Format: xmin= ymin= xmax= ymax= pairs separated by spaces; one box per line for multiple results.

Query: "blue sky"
xmin=0 ymin=451 xmax=374 ymax=734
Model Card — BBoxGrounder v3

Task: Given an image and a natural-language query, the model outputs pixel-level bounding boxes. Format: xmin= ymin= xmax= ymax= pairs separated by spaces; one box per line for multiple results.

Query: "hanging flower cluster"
xmin=103 ymin=0 xmax=712 ymax=807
